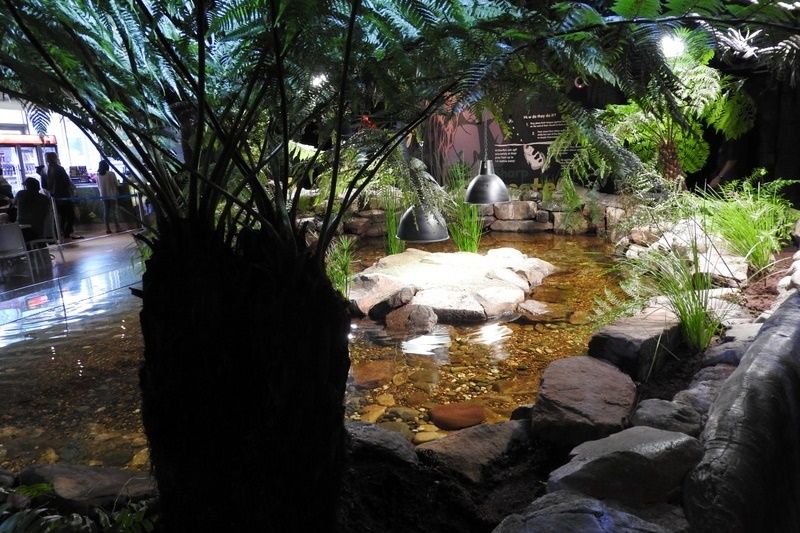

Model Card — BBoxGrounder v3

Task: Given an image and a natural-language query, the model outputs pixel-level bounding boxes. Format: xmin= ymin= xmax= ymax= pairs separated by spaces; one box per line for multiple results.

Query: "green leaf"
xmin=663 ymin=0 xmax=724 ymax=17
xmin=611 ymin=0 xmax=662 ymax=19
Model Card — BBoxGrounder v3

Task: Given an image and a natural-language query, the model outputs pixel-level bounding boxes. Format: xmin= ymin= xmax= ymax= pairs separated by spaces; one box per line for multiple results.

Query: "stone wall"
xmin=343 ymin=187 xmax=629 ymax=239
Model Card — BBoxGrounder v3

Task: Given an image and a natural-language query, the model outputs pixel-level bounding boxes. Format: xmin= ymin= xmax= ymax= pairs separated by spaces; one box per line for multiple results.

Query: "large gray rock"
xmin=384 ymin=304 xmax=438 ymax=334
xmin=685 ymin=292 xmax=800 ymax=533
xmin=349 ymin=273 xmax=411 ymax=317
xmin=345 ymin=421 xmax=419 ymax=465
xmin=412 ymin=287 xmax=487 ymax=323
xmin=475 ymin=285 xmax=526 ymax=319
xmin=672 ymin=364 xmax=736 ymax=419
xmin=416 ymin=420 xmax=531 ymax=483
xmin=588 ymin=309 xmax=683 ymax=382
xmin=631 ymin=399 xmax=704 ymax=437
xmin=367 ymin=286 xmax=416 ymax=320
xmin=701 ymin=340 xmax=749 ymax=367
xmin=490 ymin=220 xmax=553 ymax=233
xmin=516 ymin=299 xmax=571 ymax=322
xmin=548 ymin=426 xmax=703 ymax=503
xmin=701 ymin=323 xmax=762 ymax=367
xmin=18 ymin=464 xmax=156 ymax=514
xmin=493 ymin=490 xmax=689 ymax=533
xmin=531 ymin=356 xmax=636 ymax=449
xmin=0 ymin=469 xmax=14 ymax=490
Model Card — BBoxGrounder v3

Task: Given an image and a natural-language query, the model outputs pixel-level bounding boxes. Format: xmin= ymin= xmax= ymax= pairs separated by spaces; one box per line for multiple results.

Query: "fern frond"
xmin=611 ymin=0 xmax=662 ymax=19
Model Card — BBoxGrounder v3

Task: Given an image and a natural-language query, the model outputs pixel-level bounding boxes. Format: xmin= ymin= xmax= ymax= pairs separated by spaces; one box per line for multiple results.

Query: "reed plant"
xmin=446 ymin=164 xmax=483 ymax=252
xmin=325 ymin=235 xmax=356 ymax=297
xmin=381 ymin=187 xmax=406 ymax=255
xmin=448 ymin=194 xmax=483 ymax=252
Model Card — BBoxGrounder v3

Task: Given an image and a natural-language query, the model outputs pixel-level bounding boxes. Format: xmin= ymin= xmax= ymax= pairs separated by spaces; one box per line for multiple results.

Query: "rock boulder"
xmin=530 ymin=356 xmax=636 ymax=449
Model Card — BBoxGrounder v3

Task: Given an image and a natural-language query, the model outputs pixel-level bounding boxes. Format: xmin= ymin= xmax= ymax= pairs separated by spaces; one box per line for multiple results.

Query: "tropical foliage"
xmin=0 ymin=0 xmax=798 ymax=530
xmin=546 ymin=26 xmax=758 ymax=193
xmin=593 ymin=222 xmax=733 ymax=354
xmin=0 ymin=2 xmax=518 ymax=530
xmin=594 ymin=171 xmax=799 ymax=353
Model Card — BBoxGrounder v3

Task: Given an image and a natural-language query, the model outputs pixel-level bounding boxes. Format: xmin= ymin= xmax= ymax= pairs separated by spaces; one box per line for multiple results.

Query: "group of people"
xmin=0 ymin=153 xmax=122 ymax=244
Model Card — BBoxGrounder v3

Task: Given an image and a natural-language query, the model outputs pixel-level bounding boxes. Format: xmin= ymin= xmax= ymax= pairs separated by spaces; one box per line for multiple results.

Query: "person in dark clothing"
xmin=44 ymin=151 xmax=81 ymax=239
xmin=0 ymin=171 xmax=14 ymax=222
xmin=0 ymin=177 xmax=12 ymax=202
xmin=14 ymin=177 xmax=51 ymax=243
xmin=705 ymin=133 xmax=753 ymax=191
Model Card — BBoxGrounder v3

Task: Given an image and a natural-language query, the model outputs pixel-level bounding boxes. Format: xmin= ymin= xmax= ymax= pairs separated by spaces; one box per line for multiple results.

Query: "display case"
xmin=69 ymin=165 xmax=91 ymax=183
xmin=0 ymin=146 xmax=22 ymax=191
xmin=0 ymin=134 xmax=57 ymax=193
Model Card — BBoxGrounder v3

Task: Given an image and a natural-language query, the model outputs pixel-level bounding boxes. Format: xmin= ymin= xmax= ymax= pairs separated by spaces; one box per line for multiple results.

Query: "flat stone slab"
xmin=588 ymin=308 xmax=683 ymax=382
xmin=548 ymin=426 xmax=703 ymax=503
xmin=351 ymin=248 xmax=556 ymax=325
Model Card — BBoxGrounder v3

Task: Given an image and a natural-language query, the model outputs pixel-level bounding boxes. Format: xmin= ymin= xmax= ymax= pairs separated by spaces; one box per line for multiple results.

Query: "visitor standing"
xmin=97 ymin=160 xmax=122 ymax=234
xmin=14 ymin=177 xmax=51 ymax=243
xmin=705 ymin=133 xmax=753 ymax=191
xmin=44 ymin=151 xmax=81 ymax=239
xmin=0 ymin=172 xmax=13 ymax=206
xmin=0 ymin=171 xmax=14 ymax=222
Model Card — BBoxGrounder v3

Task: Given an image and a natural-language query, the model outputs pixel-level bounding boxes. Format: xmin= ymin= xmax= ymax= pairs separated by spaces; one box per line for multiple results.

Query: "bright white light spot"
xmin=310 ymin=74 xmax=328 ymax=88
xmin=467 ymin=323 xmax=513 ymax=345
xmin=661 ymin=35 xmax=685 ymax=58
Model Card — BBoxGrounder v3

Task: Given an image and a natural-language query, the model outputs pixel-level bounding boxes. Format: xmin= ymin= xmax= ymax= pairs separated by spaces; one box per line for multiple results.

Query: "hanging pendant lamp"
xmin=396 ymin=205 xmax=449 ymax=243
xmin=465 ymin=111 xmax=510 ymax=205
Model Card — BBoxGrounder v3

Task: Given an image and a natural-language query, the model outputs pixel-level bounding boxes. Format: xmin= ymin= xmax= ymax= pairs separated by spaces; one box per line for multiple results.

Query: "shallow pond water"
xmin=0 ymin=266 xmax=147 ymax=472
xmin=345 ymin=233 xmax=621 ymax=437
xmin=0 ymin=232 xmax=621 ymax=471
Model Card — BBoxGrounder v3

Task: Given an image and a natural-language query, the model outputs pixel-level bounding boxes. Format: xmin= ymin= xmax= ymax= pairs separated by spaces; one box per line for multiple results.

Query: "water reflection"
xmin=0 ymin=263 xmax=142 ymax=379
xmin=401 ymin=329 xmax=452 ymax=360
xmin=466 ymin=323 xmax=514 ymax=360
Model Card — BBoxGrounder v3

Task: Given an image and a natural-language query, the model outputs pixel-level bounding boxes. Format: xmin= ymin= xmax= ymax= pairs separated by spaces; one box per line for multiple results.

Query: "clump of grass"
xmin=445 ymin=164 xmax=483 ymax=252
xmin=623 ymin=240 xmax=729 ymax=353
xmin=699 ymin=175 xmax=798 ymax=276
xmin=325 ymin=235 xmax=356 ymax=297
xmin=381 ymin=187 xmax=406 ymax=255
xmin=448 ymin=192 xmax=483 ymax=252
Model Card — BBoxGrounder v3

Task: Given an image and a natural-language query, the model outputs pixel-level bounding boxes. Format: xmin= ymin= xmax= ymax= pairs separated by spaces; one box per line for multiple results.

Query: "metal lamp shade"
xmin=396 ymin=206 xmax=450 ymax=243
xmin=464 ymin=160 xmax=510 ymax=204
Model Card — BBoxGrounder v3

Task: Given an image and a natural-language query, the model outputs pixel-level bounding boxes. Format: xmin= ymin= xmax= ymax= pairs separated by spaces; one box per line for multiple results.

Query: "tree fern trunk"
xmin=138 ymin=222 xmax=351 ymax=531
xmin=658 ymin=139 xmax=686 ymax=188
